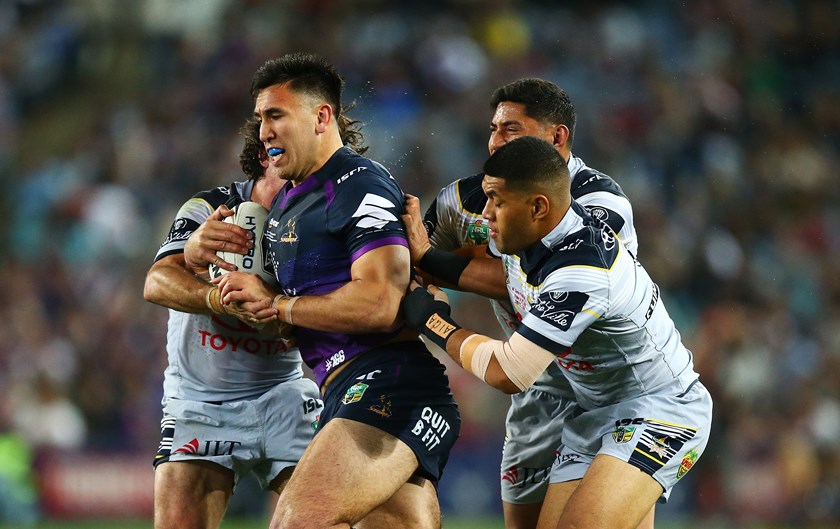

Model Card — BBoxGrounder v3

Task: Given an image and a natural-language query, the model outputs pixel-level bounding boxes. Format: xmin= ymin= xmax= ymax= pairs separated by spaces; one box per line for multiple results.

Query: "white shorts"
xmin=154 ymin=377 xmax=322 ymax=490
xmin=550 ymin=380 xmax=713 ymax=502
xmin=500 ymin=387 xmax=576 ymax=504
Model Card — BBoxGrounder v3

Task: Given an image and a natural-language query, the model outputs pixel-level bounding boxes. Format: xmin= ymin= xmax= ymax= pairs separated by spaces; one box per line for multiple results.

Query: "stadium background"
xmin=1 ymin=0 xmax=839 ymax=527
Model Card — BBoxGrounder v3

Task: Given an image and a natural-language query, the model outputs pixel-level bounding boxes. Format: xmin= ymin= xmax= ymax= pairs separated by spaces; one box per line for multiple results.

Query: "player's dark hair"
xmin=491 ymin=78 xmax=576 ymax=145
xmin=250 ymin=52 xmax=368 ymax=154
xmin=239 ymin=117 xmax=265 ymax=181
xmin=483 ymin=136 xmax=569 ymax=193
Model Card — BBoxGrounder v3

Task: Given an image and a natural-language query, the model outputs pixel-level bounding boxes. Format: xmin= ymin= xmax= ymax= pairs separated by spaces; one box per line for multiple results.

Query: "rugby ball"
xmin=208 ymin=201 xmax=275 ymax=285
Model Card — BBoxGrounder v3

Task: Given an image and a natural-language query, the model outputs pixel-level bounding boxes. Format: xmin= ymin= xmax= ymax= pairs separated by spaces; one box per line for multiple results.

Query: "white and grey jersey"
xmin=505 ymin=202 xmax=698 ymax=411
xmin=424 ymin=155 xmax=637 ymax=397
xmin=154 ymin=181 xmax=304 ymax=404
xmin=424 ymin=172 xmax=520 ymax=338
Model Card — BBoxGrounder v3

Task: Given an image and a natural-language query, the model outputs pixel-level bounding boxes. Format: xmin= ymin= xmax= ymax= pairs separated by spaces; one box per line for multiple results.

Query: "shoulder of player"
xmin=190 ymin=182 xmax=247 ymax=209
xmin=452 ymin=173 xmax=487 ymax=214
xmin=570 ymin=166 xmax=627 ymax=201
xmin=330 ymin=151 xmax=394 ymax=186
xmin=543 ymin=224 xmax=620 ymax=274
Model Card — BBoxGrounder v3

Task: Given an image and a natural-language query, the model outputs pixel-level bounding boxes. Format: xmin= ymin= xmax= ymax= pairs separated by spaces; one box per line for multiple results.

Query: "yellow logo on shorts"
xmin=369 ymin=395 xmax=392 ymax=418
xmin=612 ymin=425 xmax=636 ymax=443
xmin=342 ymin=382 xmax=368 ymax=404
xmin=677 ymin=449 xmax=699 ymax=479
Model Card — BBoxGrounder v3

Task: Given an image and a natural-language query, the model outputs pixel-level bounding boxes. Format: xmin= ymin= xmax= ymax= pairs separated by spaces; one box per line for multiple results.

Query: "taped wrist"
xmin=404 ymin=288 xmax=461 ymax=349
xmin=420 ymin=311 xmax=462 ymax=350
xmin=206 ymin=286 xmax=225 ymax=314
xmin=272 ymin=294 xmax=300 ymax=325
xmin=418 ymin=247 xmax=472 ymax=286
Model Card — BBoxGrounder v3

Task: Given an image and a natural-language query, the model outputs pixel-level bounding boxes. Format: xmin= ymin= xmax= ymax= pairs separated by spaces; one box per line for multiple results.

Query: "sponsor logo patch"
xmin=529 ymin=291 xmax=589 ymax=332
xmin=467 ymin=220 xmax=489 ymax=244
xmin=174 ymin=438 xmax=200 ymax=455
xmin=677 ymin=449 xmax=699 ymax=479
xmin=342 ymin=382 xmax=369 ymax=404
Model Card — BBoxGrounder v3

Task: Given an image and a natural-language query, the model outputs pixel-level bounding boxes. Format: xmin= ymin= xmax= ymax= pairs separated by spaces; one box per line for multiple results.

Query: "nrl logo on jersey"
xmin=467 ymin=220 xmax=489 ymax=244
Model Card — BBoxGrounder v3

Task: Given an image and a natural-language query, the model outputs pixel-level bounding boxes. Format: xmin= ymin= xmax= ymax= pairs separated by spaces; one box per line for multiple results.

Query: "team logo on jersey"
xmin=342 ymin=382 xmax=369 ymax=404
xmin=368 ymin=395 xmax=392 ymax=418
xmin=677 ymin=449 xmax=699 ymax=479
xmin=529 ymin=291 xmax=589 ymax=332
xmin=467 ymin=220 xmax=489 ymax=244
xmin=628 ymin=419 xmax=698 ymax=476
xmin=352 ymin=193 xmax=398 ymax=229
xmin=279 ymin=218 xmax=298 ymax=243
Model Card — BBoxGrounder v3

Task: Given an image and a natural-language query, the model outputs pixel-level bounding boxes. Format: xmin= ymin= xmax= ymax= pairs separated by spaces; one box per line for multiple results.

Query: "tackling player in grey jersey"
xmin=404 ymin=77 xmax=647 ymax=529
xmin=144 ymin=119 xmax=321 ymax=529
xmin=405 ymin=136 xmax=712 ymax=529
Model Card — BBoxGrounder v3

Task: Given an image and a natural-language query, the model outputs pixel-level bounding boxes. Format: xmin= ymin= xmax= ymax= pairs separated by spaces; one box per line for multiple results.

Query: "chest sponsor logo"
xmin=467 ymin=220 xmax=489 ymax=244
xmin=410 ymin=406 xmax=452 ymax=451
xmin=352 ymin=193 xmax=398 ymax=229
xmin=530 ymin=291 xmax=589 ymax=332
xmin=197 ymin=327 xmax=293 ymax=355
xmin=342 ymin=382 xmax=368 ymax=404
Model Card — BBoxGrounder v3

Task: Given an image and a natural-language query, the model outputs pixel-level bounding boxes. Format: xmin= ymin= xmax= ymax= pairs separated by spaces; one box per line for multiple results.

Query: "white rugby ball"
xmin=208 ymin=201 xmax=275 ymax=285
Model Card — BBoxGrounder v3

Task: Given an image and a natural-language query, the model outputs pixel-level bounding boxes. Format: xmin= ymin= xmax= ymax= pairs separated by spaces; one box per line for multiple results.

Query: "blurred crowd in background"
xmin=0 ymin=0 xmax=839 ymax=526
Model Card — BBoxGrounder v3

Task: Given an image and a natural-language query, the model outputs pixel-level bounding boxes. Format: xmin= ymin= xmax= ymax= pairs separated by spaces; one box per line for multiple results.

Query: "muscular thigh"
xmin=356 ymin=475 xmax=440 ymax=529
xmin=154 ymin=461 xmax=234 ymax=529
xmin=275 ymin=418 xmax=421 ymax=526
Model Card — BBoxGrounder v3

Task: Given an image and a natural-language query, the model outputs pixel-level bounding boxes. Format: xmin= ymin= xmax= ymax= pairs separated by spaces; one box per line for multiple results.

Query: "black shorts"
xmin=319 ymin=341 xmax=461 ymax=484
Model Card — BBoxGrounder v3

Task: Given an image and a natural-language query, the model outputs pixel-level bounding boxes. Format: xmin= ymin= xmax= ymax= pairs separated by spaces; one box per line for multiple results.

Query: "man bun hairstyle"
xmin=491 ymin=78 xmax=576 ymax=145
xmin=483 ymin=136 xmax=570 ymax=192
xmin=250 ymin=52 xmax=367 ymax=154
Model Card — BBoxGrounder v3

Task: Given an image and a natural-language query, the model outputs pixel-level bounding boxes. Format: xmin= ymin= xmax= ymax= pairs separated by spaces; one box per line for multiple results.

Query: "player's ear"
xmin=315 ymin=103 xmax=333 ymax=134
xmin=531 ymin=195 xmax=550 ymax=220
xmin=553 ymin=124 xmax=570 ymax=149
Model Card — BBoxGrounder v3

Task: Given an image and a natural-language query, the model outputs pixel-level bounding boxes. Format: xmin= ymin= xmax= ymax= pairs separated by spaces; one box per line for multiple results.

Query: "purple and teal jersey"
xmin=264 ymin=147 xmax=409 ymax=386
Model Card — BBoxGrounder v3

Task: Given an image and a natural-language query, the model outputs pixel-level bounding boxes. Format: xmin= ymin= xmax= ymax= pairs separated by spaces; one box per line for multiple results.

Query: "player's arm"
xmin=403 ymin=283 xmax=555 ymax=394
xmin=183 ymin=204 xmax=254 ymax=276
xmin=403 ymin=194 xmax=507 ymax=299
xmin=216 ymin=244 xmax=410 ymax=334
xmin=144 ymin=254 xmax=215 ymax=313
xmin=144 ymin=253 xmax=258 ymax=324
